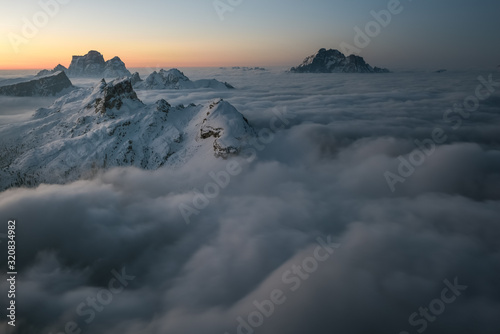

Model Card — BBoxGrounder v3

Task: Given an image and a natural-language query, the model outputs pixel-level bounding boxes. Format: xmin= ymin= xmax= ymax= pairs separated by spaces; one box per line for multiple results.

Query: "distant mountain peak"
xmin=143 ymin=69 xmax=190 ymax=89
xmin=291 ymin=48 xmax=389 ymax=73
xmin=36 ymin=50 xmax=132 ymax=78
xmin=0 ymin=71 xmax=73 ymax=97
xmin=103 ymin=56 xmax=131 ymax=78
xmin=36 ymin=64 xmax=68 ymax=77
xmin=134 ymin=68 xmax=235 ymax=90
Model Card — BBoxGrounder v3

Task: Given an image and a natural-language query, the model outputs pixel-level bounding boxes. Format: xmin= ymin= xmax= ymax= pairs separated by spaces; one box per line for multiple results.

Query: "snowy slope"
xmin=0 ymin=77 xmax=254 ymax=190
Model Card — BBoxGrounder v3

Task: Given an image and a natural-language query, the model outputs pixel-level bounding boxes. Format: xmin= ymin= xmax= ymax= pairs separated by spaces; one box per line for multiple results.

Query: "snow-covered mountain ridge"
xmin=133 ymin=68 xmax=235 ymax=90
xmin=0 ymin=77 xmax=255 ymax=190
xmin=36 ymin=50 xmax=132 ymax=78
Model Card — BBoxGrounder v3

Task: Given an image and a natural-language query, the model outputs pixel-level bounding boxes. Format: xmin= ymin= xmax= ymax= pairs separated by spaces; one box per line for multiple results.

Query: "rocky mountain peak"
xmin=66 ymin=50 xmax=131 ymax=78
xmin=130 ymin=72 xmax=143 ymax=85
xmin=135 ymin=68 xmax=234 ymax=90
xmin=85 ymin=77 xmax=141 ymax=114
xmin=67 ymin=50 xmax=105 ymax=77
xmin=199 ymin=98 xmax=255 ymax=157
xmin=156 ymin=99 xmax=171 ymax=113
xmin=0 ymin=71 xmax=73 ymax=97
xmin=291 ymin=48 xmax=389 ymax=73
xmin=103 ymin=56 xmax=131 ymax=78
xmin=36 ymin=64 xmax=68 ymax=77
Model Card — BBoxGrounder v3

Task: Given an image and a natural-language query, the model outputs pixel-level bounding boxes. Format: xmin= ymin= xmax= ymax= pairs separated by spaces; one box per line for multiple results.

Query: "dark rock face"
xmin=67 ymin=50 xmax=131 ymax=78
xmin=373 ymin=67 xmax=390 ymax=73
xmin=155 ymin=99 xmax=171 ymax=113
xmin=291 ymin=48 xmax=390 ymax=73
xmin=0 ymin=71 xmax=73 ymax=97
xmin=86 ymin=78 xmax=142 ymax=114
xmin=67 ymin=50 xmax=106 ymax=77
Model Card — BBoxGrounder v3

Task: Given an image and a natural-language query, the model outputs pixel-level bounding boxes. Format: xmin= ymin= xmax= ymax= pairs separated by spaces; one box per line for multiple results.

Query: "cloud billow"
xmin=1 ymin=70 xmax=500 ymax=334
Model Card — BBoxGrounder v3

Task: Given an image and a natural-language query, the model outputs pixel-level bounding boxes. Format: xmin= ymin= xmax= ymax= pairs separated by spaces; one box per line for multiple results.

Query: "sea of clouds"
xmin=1 ymin=68 xmax=500 ymax=334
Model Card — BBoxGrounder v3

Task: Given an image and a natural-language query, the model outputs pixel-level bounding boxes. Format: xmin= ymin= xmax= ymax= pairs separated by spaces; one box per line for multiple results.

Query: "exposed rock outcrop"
xmin=66 ymin=50 xmax=131 ymax=78
xmin=0 ymin=71 xmax=73 ymax=97
xmin=291 ymin=48 xmax=389 ymax=73
xmin=84 ymin=77 xmax=142 ymax=114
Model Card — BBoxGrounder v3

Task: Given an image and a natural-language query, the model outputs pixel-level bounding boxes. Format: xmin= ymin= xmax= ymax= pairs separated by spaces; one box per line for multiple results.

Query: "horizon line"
xmin=0 ymin=65 xmax=294 ymax=71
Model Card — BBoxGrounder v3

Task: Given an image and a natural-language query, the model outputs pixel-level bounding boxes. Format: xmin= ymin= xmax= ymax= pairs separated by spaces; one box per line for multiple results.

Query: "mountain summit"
xmin=291 ymin=48 xmax=389 ymax=73
xmin=133 ymin=69 xmax=235 ymax=90
xmin=66 ymin=50 xmax=131 ymax=77
xmin=35 ymin=50 xmax=132 ymax=78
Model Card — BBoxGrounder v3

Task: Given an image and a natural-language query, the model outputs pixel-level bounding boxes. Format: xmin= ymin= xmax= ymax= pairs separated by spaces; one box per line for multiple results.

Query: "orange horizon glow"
xmin=0 ymin=42 xmax=298 ymax=71
xmin=0 ymin=54 xmax=291 ymax=70
xmin=0 ymin=17 xmax=308 ymax=71
xmin=0 ymin=54 xmax=294 ymax=71
xmin=0 ymin=63 xmax=286 ymax=71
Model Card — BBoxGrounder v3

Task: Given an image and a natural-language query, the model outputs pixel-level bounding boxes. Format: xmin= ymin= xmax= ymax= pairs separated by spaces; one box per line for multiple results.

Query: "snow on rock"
xmin=0 ymin=71 xmax=73 ymax=97
xmin=0 ymin=81 xmax=254 ymax=190
xmin=36 ymin=64 xmax=68 ymax=77
xmin=103 ymin=56 xmax=132 ymax=78
xmin=291 ymin=48 xmax=390 ymax=73
xmin=193 ymin=79 xmax=235 ymax=90
xmin=134 ymin=69 xmax=235 ymax=90
xmin=83 ymin=77 xmax=143 ymax=115
xmin=137 ymin=69 xmax=190 ymax=89
xmin=130 ymin=72 xmax=143 ymax=86
xmin=198 ymin=98 xmax=254 ymax=156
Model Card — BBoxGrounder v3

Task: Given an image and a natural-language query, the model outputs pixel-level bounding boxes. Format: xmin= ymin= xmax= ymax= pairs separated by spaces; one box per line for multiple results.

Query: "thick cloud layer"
xmin=1 ymin=69 xmax=500 ymax=334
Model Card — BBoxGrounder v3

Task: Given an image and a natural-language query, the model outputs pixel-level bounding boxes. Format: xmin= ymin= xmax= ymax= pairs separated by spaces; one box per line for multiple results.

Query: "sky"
xmin=0 ymin=0 xmax=499 ymax=69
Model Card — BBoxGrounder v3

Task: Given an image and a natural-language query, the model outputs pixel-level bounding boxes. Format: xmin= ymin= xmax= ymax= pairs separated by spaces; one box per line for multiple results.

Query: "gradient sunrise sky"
xmin=0 ymin=0 xmax=499 ymax=70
